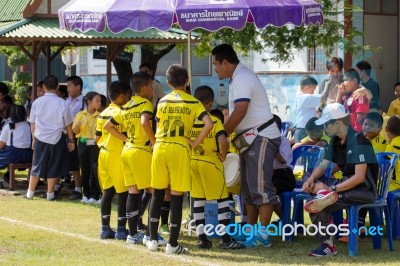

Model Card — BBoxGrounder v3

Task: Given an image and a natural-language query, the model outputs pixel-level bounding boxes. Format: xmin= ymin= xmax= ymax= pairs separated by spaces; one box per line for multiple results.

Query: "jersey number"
xmin=162 ymin=120 xmax=184 ymax=137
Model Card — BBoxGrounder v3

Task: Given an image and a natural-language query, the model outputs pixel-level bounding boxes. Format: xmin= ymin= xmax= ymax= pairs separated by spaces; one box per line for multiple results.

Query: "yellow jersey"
xmin=189 ymin=114 xmax=226 ymax=156
xmin=73 ymin=109 xmax=100 ymax=139
xmin=299 ymin=133 xmax=330 ymax=146
xmin=95 ymin=103 xmax=124 ymax=152
xmin=155 ymin=90 xmax=207 ymax=142
xmin=386 ymin=136 xmax=400 ymax=191
xmin=387 ymin=98 xmax=400 ymax=116
xmin=369 ymin=134 xmax=388 ymax=153
xmin=111 ymin=96 xmax=153 ymax=148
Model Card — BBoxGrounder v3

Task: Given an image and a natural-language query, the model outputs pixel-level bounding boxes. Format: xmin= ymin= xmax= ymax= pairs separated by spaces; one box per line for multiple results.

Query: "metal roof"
xmin=0 ymin=18 xmax=192 ymax=46
xmin=0 ymin=0 xmax=30 ymax=22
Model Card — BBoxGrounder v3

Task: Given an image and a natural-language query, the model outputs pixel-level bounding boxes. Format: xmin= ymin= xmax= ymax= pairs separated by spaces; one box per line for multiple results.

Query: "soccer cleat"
xmin=165 ymin=243 xmax=189 ymax=254
xmin=115 ymin=226 xmax=129 ymax=240
xmin=158 ymin=224 xmax=170 ymax=235
xmin=219 ymin=240 xmax=246 ymax=249
xmin=126 ymin=232 xmax=145 ymax=245
xmin=304 ymin=190 xmax=338 ymax=214
xmin=197 ymin=239 xmax=212 ymax=249
xmin=308 ymin=243 xmax=337 ymax=256
xmin=100 ymin=226 xmax=116 ymax=239
xmin=142 ymin=234 xmax=167 ymax=246
xmin=146 ymin=240 xmax=159 ymax=251
xmin=240 ymin=235 xmax=272 ymax=248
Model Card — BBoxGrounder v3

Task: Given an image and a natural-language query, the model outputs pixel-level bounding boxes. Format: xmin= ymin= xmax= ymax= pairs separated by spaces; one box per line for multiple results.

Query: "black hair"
xmin=0 ymin=82 xmax=9 ymax=95
xmin=305 ymin=117 xmax=324 ymax=131
xmin=57 ymin=85 xmax=68 ymax=99
xmin=272 ymin=114 xmax=282 ymax=130
xmin=139 ymin=62 xmax=153 ymax=71
xmin=66 ymin=75 xmax=83 ymax=91
xmin=194 ymin=85 xmax=214 ymax=104
xmin=394 ymin=82 xmax=400 ymax=90
xmin=43 ymin=75 xmax=58 ymax=91
xmin=9 ymin=104 xmax=26 ymax=129
xmin=326 ymin=57 xmax=343 ymax=70
xmin=2 ymin=95 xmax=13 ymax=105
xmin=166 ymin=64 xmax=188 ymax=88
xmin=365 ymin=111 xmax=383 ymax=128
xmin=344 ymin=68 xmax=361 ymax=84
xmin=130 ymin=71 xmax=151 ymax=94
xmin=37 ymin=80 xmax=44 ymax=88
xmin=82 ymin=91 xmax=100 ymax=110
xmin=387 ymin=115 xmax=400 ymax=136
xmin=210 ymin=109 xmax=224 ymax=123
xmin=108 ymin=81 xmax=130 ymax=101
xmin=300 ymin=75 xmax=318 ymax=87
xmin=211 ymin=44 xmax=240 ymax=65
xmin=355 ymin=60 xmax=372 ymax=76
xmin=100 ymin=94 xmax=107 ymax=109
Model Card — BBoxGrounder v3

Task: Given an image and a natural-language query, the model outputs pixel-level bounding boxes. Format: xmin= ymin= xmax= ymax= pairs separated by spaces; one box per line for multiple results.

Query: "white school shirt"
xmin=229 ymin=63 xmax=280 ymax=139
xmin=66 ymin=94 xmax=84 ymax=117
xmin=29 ymin=92 xmax=73 ymax=144
xmin=0 ymin=121 xmax=31 ymax=148
xmin=294 ymin=92 xmax=321 ymax=128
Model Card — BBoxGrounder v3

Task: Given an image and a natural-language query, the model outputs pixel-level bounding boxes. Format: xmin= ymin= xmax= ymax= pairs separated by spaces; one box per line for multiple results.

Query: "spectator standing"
xmin=355 ymin=60 xmax=381 ymax=112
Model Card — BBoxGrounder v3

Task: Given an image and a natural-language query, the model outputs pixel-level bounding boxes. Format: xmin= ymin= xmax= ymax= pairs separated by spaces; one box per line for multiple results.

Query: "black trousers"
xmin=78 ymin=141 xmax=101 ymax=199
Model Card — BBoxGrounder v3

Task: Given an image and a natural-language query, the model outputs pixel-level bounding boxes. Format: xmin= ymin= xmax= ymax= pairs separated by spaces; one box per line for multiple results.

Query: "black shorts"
xmin=31 ymin=135 xmax=69 ymax=179
xmin=68 ymin=137 xmax=80 ymax=171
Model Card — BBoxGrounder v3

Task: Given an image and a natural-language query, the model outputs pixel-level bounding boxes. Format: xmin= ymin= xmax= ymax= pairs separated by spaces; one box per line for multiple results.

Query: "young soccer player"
xmin=147 ymin=64 xmax=213 ymax=254
xmin=104 ymin=72 xmax=161 ymax=245
xmin=95 ymin=81 xmax=130 ymax=240
xmin=362 ymin=112 xmax=387 ymax=153
xmin=190 ymin=85 xmax=245 ymax=250
xmin=387 ymin=82 xmax=400 ymax=116
xmin=73 ymin=92 xmax=102 ymax=203
xmin=385 ymin=115 xmax=400 ymax=191
xmin=26 ymin=75 xmax=75 ymax=200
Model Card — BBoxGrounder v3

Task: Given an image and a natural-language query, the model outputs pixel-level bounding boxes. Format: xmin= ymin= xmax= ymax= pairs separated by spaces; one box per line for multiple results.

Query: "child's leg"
xmin=168 ymin=192 xmax=184 ymax=247
xmin=149 ymin=188 xmax=165 ymax=241
xmin=26 ymin=176 xmax=39 ymax=198
xmin=126 ymin=186 xmax=141 ymax=237
xmin=160 ymin=188 xmax=171 ymax=227
xmin=78 ymin=142 xmax=90 ymax=199
xmin=193 ymin=198 xmax=208 ymax=244
xmin=101 ymin=186 xmax=116 ymax=226
xmin=217 ymin=198 xmax=233 ymax=243
xmin=89 ymin=146 xmax=101 ymax=200
xmin=117 ymin=191 xmax=128 ymax=228
xmin=138 ymin=189 xmax=152 ymax=229
xmin=46 ymin=177 xmax=59 ymax=200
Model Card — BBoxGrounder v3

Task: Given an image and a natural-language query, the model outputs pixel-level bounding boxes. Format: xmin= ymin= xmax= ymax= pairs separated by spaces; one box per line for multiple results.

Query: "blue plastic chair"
xmin=347 ymin=152 xmax=398 ymax=256
xmin=387 ymin=189 xmax=400 ymax=239
xmin=280 ymin=145 xmax=325 ymax=240
xmin=281 ymin=121 xmax=292 ymax=138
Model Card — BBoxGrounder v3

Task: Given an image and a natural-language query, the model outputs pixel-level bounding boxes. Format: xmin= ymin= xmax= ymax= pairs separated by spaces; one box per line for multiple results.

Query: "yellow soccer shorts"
xmin=151 ymin=140 xmax=191 ymax=192
xmin=121 ymin=145 xmax=152 ymax=189
xmin=191 ymin=154 xmax=229 ymax=200
xmin=98 ymin=148 xmax=128 ymax=193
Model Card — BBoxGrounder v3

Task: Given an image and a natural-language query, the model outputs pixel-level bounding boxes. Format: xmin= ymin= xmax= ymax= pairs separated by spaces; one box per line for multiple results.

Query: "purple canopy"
xmin=59 ymin=0 xmax=323 ymax=33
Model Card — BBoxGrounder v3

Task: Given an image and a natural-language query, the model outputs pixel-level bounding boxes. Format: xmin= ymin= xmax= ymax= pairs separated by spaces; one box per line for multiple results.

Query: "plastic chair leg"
xmin=369 ymin=208 xmax=382 ymax=250
xmin=384 ymin=206 xmax=394 ymax=251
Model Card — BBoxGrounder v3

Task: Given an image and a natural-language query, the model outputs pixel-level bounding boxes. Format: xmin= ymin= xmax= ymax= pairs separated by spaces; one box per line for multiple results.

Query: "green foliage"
xmin=12 ymin=72 xmax=31 ymax=104
xmin=193 ymin=0 xmax=373 ymax=63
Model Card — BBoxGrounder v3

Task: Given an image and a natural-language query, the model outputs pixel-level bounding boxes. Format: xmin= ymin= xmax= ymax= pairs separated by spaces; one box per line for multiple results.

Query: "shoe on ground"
xmin=23 ymin=194 xmax=33 ymax=200
xmin=308 ymin=243 xmax=337 ymax=256
xmin=198 ymin=239 xmax=212 ymax=249
xmin=46 ymin=195 xmax=61 ymax=201
xmin=100 ymin=226 xmax=116 ymax=239
xmin=233 ymin=231 xmax=248 ymax=242
xmin=146 ymin=240 xmax=158 ymax=251
xmin=87 ymin=198 xmax=98 ymax=204
xmin=159 ymin=224 xmax=170 ymax=235
xmin=81 ymin=196 xmax=90 ymax=203
xmin=165 ymin=243 xmax=189 ymax=254
xmin=115 ymin=227 xmax=129 ymax=240
xmin=126 ymin=232 xmax=145 ymax=245
xmin=240 ymin=235 xmax=272 ymax=248
xmin=70 ymin=191 xmax=83 ymax=200
xmin=219 ymin=240 xmax=246 ymax=249
xmin=137 ymin=224 xmax=148 ymax=232
xmin=142 ymin=234 xmax=167 ymax=246
xmin=304 ymin=190 xmax=338 ymax=214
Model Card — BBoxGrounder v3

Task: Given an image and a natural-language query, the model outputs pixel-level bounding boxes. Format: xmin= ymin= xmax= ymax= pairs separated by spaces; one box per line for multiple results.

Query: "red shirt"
xmin=342 ymin=92 xmax=369 ymax=132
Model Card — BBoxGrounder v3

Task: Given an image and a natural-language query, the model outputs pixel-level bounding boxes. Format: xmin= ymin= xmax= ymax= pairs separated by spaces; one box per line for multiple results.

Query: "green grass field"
xmin=1 ymin=171 xmax=400 ymax=265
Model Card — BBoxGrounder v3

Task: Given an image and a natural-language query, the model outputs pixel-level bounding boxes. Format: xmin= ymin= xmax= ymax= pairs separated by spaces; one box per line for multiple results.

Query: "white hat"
xmin=315 ymin=103 xmax=349 ymax=125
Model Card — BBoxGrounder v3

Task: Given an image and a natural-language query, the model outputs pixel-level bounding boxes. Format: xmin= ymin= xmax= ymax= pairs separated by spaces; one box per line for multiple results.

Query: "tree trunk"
xmin=112 ymin=59 xmax=133 ymax=85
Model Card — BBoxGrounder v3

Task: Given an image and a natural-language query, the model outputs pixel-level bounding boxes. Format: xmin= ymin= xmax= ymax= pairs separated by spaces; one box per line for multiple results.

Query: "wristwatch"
xmin=330 ymin=185 xmax=337 ymax=192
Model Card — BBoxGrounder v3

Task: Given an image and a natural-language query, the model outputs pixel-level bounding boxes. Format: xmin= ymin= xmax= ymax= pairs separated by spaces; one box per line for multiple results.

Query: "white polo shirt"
xmin=294 ymin=92 xmax=321 ymax=128
xmin=229 ymin=63 xmax=280 ymax=139
xmin=66 ymin=94 xmax=84 ymax=117
xmin=0 ymin=121 xmax=31 ymax=148
xmin=29 ymin=92 xmax=73 ymax=144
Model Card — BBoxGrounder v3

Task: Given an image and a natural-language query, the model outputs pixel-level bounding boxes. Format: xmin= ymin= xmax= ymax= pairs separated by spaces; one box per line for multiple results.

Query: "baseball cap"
xmin=315 ymin=103 xmax=348 ymax=125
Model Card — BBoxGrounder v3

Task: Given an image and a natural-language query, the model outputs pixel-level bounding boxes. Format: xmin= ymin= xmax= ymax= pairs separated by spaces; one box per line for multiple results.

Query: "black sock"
xmin=193 ymin=198 xmax=207 ymax=242
xmin=139 ymin=192 xmax=152 ymax=227
xmin=160 ymin=200 xmax=171 ymax=226
xmin=117 ymin=191 xmax=128 ymax=228
xmin=169 ymin=194 xmax=184 ymax=247
xmin=217 ymin=198 xmax=232 ymax=243
xmin=101 ymin=187 xmax=115 ymax=226
xmin=126 ymin=193 xmax=141 ymax=236
xmin=149 ymin=189 xmax=165 ymax=241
